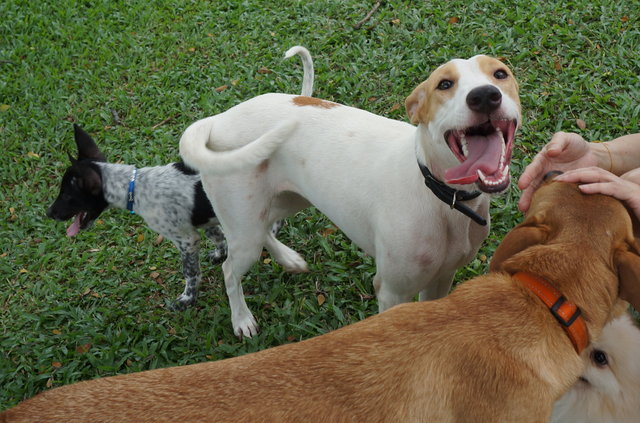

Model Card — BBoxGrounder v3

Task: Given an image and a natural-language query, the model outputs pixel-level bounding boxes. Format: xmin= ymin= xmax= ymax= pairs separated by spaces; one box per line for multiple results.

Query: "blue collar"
xmin=126 ymin=168 xmax=137 ymax=214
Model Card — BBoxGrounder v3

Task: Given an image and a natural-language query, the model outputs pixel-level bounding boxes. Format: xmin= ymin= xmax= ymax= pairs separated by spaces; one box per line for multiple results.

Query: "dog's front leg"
xmin=172 ymin=239 xmax=202 ymax=311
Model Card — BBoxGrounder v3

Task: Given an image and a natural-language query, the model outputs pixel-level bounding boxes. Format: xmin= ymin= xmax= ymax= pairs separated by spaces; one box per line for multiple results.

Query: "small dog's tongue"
xmin=66 ymin=214 xmax=82 ymax=237
xmin=444 ymin=132 xmax=504 ymax=184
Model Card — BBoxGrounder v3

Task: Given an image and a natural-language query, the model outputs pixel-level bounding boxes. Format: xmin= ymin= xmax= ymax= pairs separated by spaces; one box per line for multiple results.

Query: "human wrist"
xmin=590 ymin=142 xmax=614 ymax=174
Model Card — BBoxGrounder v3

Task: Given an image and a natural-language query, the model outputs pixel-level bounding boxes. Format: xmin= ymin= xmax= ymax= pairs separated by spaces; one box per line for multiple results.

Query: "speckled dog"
xmin=47 ymin=46 xmax=314 ymax=310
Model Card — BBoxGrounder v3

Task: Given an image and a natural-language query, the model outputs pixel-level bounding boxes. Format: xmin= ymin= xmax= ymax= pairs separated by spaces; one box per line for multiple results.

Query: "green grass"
xmin=1 ymin=0 xmax=639 ymax=409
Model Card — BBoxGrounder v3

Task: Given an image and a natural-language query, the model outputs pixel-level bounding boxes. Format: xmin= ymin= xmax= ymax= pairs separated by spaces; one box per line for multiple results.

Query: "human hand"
xmin=555 ymin=167 xmax=640 ymax=221
xmin=518 ymin=132 xmax=598 ymax=212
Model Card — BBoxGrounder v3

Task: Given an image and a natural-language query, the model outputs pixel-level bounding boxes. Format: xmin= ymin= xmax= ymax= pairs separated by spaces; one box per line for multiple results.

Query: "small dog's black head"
xmin=46 ymin=124 xmax=109 ymax=236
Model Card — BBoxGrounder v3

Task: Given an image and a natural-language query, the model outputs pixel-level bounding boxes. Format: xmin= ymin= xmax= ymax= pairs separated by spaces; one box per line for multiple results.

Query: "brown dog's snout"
xmin=466 ymin=85 xmax=502 ymax=114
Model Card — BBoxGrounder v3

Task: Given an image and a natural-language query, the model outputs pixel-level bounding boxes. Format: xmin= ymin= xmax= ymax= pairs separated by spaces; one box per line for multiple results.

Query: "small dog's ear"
xmin=489 ymin=215 xmax=549 ymax=272
xmin=405 ymin=84 xmax=428 ymax=125
xmin=74 ymin=124 xmax=106 ymax=162
xmin=615 ymin=240 xmax=640 ymax=311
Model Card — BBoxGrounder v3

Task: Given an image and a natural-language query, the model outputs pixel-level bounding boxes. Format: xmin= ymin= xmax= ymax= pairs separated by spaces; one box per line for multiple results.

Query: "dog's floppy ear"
xmin=405 ymin=88 xmax=424 ymax=125
xmin=489 ymin=215 xmax=549 ymax=272
xmin=615 ymin=240 xmax=640 ymax=311
xmin=74 ymin=124 xmax=106 ymax=162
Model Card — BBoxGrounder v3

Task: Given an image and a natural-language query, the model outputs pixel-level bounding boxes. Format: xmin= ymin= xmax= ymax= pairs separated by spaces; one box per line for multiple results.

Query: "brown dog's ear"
xmin=405 ymin=87 xmax=425 ymax=125
xmin=615 ymin=240 xmax=640 ymax=311
xmin=489 ymin=222 xmax=549 ymax=272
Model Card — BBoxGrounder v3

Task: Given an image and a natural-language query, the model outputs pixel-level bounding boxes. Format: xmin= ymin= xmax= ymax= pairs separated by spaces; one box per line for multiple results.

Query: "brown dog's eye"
xmin=591 ymin=349 xmax=609 ymax=368
xmin=494 ymin=70 xmax=508 ymax=80
xmin=437 ymin=80 xmax=454 ymax=90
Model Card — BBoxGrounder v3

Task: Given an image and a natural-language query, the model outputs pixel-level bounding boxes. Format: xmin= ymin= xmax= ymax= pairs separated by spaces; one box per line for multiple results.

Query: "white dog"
xmin=552 ymin=313 xmax=640 ymax=423
xmin=180 ymin=53 xmax=521 ymax=337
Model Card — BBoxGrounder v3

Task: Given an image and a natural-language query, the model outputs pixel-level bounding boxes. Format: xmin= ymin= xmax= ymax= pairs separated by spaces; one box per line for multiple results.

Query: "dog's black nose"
xmin=466 ymin=85 xmax=502 ymax=114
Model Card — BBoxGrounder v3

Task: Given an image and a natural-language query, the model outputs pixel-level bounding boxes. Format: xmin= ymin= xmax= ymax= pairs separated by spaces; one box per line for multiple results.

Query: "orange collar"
xmin=513 ymin=272 xmax=589 ymax=354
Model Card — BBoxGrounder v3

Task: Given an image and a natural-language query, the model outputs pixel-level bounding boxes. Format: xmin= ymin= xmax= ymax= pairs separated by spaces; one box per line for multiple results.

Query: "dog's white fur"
xmin=180 ymin=54 xmax=521 ymax=337
xmin=552 ymin=313 xmax=640 ymax=423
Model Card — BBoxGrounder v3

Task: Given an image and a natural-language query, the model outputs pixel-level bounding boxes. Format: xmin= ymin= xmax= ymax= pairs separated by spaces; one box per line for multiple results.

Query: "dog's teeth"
xmin=461 ymin=136 xmax=469 ymax=157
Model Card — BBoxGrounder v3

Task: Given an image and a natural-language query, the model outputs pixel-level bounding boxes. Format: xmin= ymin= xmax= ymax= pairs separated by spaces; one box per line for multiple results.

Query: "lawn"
xmin=1 ymin=0 xmax=638 ymax=409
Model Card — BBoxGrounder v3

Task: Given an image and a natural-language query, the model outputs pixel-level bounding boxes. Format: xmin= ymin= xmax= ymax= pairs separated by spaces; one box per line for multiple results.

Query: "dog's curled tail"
xmin=284 ymin=45 xmax=314 ymax=97
xmin=179 ymin=119 xmax=298 ymax=175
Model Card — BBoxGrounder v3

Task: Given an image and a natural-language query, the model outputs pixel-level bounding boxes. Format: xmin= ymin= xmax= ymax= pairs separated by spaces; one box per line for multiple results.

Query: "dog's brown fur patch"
xmin=292 ymin=95 xmax=339 ymax=109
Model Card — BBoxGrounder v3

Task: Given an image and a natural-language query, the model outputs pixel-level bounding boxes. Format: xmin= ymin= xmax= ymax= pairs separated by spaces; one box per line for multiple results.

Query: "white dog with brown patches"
xmin=180 ymin=54 xmax=521 ymax=337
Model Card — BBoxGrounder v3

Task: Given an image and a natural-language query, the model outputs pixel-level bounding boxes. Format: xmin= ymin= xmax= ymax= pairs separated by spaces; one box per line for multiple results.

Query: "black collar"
xmin=417 ymin=161 xmax=487 ymax=226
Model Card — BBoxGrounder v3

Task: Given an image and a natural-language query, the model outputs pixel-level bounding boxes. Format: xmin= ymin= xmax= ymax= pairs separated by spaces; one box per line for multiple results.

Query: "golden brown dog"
xmin=3 ymin=179 xmax=640 ymax=422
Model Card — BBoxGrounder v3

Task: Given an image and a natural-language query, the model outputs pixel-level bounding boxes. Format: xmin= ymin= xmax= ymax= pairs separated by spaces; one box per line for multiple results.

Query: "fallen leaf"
xmin=389 ymin=103 xmax=401 ymax=113
xmin=263 ymin=258 xmax=272 ymax=264
xmin=621 ymin=16 xmax=629 ymax=22
xmin=287 ymin=335 xmax=296 ymax=342
xmin=0 ymin=104 xmax=10 ymax=112
xmin=150 ymin=271 xmax=160 ymax=279
xmin=52 ymin=361 xmax=62 ymax=368
xmin=75 ymin=343 xmax=92 ymax=354
xmin=321 ymin=226 xmax=337 ymax=237
xmin=90 ymin=291 xmax=100 ymax=298
xmin=317 ymin=294 xmax=326 ymax=306
xmin=231 ymin=79 xmax=240 ymax=86
xmin=554 ymin=60 xmax=562 ymax=71
xmin=576 ymin=119 xmax=587 ymax=130
xmin=81 ymin=287 xmax=91 ymax=296
xmin=206 ymin=354 xmax=214 ymax=360
xmin=368 ymin=96 xmax=377 ymax=103
xmin=19 ymin=268 xmax=28 ymax=274
xmin=126 ymin=359 xmax=133 ymax=366
xmin=27 ymin=151 xmax=40 ymax=158
xmin=257 ymin=66 xmax=272 ymax=74
xmin=46 ymin=377 xmax=54 ymax=388
xmin=188 ymin=47 xmax=196 ymax=52
xmin=154 ymin=235 xmax=164 ymax=245
xmin=448 ymin=16 xmax=459 ymax=24
xmin=479 ymin=254 xmax=487 ymax=263
xmin=168 ymin=327 xmax=177 ymax=335
xmin=52 ymin=329 xmax=62 ymax=335
xmin=149 ymin=266 xmax=157 ymax=271
xmin=390 ymin=18 xmax=400 ymax=25
xmin=215 ymin=85 xmax=229 ymax=93
xmin=136 ymin=233 xmax=145 ymax=243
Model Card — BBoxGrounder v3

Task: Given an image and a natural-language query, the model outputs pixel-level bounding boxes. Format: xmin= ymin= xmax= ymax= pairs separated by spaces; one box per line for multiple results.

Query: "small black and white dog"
xmin=47 ymin=46 xmax=313 ymax=311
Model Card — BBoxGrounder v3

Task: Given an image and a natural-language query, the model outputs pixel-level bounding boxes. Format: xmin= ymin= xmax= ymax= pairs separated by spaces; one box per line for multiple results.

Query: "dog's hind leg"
xmin=264 ymin=232 xmax=308 ymax=273
xmin=172 ymin=235 xmax=203 ymax=311
xmin=204 ymin=225 xmax=227 ymax=265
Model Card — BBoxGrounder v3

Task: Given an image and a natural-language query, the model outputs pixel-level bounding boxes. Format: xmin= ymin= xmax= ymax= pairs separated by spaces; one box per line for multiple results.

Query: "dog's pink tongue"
xmin=66 ymin=215 xmax=82 ymax=237
xmin=444 ymin=132 xmax=503 ymax=184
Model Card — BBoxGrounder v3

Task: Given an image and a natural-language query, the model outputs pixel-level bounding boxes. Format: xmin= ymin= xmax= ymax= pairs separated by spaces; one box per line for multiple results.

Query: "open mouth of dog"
xmin=443 ymin=119 xmax=517 ymax=193
xmin=66 ymin=212 xmax=92 ymax=237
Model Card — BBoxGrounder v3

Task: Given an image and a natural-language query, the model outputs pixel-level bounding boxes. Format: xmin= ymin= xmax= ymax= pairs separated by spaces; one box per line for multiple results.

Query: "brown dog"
xmin=3 ymin=179 xmax=640 ymax=422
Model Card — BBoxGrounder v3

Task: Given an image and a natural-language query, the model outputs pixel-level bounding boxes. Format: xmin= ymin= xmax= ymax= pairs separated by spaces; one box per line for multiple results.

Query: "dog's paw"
xmin=280 ymin=251 xmax=309 ymax=274
xmin=232 ymin=313 xmax=259 ymax=338
xmin=208 ymin=248 xmax=227 ymax=265
xmin=171 ymin=293 xmax=197 ymax=311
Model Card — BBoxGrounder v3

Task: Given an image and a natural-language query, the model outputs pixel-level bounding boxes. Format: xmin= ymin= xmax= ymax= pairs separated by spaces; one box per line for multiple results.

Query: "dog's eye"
xmin=494 ymin=69 xmax=508 ymax=80
xmin=437 ymin=80 xmax=454 ymax=90
xmin=591 ymin=349 xmax=609 ymax=368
